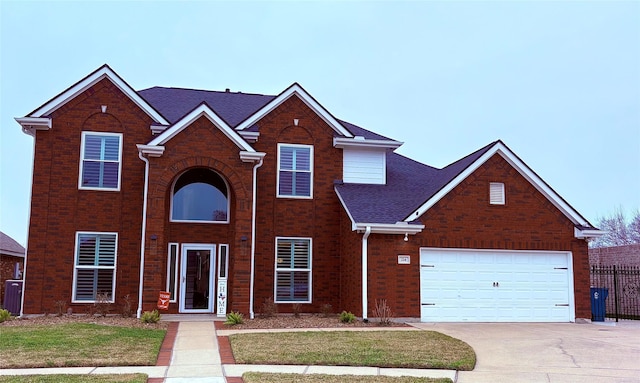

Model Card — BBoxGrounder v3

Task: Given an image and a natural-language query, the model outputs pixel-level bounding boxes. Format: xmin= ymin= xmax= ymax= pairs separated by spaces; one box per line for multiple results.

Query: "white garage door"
xmin=420 ymin=248 xmax=574 ymax=322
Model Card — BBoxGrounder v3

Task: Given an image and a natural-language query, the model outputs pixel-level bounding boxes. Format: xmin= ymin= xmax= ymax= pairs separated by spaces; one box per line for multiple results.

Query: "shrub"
xmin=373 ymin=299 xmax=393 ymax=326
xmin=54 ymin=300 xmax=66 ymax=317
xmin=292 ymin=303 xmax=302 ymax=318
xmin=260 ymin=297 xmax=277 ymax=318
xmin=94 ymin=292 xmax=112 ymax=317
xmin=320 ymin=303 xmax=333 ymax=318
xmin=225 ymin=311 xmax=244 ymax=325
xmin=141 ymin=309 xmax=161 ymax=323
xmin=0 ymin=309 xmax=11 ymax=323
xmin=121 ymin=294 xmax=133 ymax=318
xmin=339 ymin=311 xmax=356 ymax=323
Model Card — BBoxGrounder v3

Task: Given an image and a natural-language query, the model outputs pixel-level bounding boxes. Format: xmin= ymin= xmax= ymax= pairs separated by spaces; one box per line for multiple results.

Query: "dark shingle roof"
xmin=138 ymin=85 xmax=498 ymax=225
xmin=138 ymin=87 xmax=276 ymax=127
xmin=0 ymin=231 xmax=25 ymax=257
xmin=336 ymin=141 xmax=498 ymax=224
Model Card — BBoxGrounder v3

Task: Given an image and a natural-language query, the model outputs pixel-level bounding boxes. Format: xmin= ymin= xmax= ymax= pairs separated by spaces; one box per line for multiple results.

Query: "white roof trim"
xmin=404 ymin=141 xmax=591 ymax=227
xmin=15 ymin=117 xmax=51 ymax=137
xmin=333 ymin=137 xmax=403 ymax=150
xmin=240 ymin=151 xmax=266 ymax=163
xmin=148 ymin=104 xmax=255 ymax=152
xmin=137 ymin=144 xmax=165 ymax=157
xmin=235 ymin=83 xmax=353 ymax=138
xmin=354 ymin=222 xmax=424 ymax=235
xmin=574 ymin=227 xmax=605 ymax=239
xmin=27 ymin=65 xmax=168 ymax=125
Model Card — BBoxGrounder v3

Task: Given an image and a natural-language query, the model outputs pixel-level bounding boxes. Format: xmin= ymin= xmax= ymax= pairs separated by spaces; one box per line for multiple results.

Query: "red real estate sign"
xmin=157 ymin=291 xmax=171 ymax=310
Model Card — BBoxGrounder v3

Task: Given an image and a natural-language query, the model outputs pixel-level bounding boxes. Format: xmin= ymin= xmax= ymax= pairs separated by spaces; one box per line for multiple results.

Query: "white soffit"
xmin=404 ymin=142 xmax=591 ymax=227
xmin=235 ymin=83 xmax=354 ymax=138
xmin=148 ymin=103 xmax=255 ymax=152
xmin=27 ymin=65 xmax=168 ymax=125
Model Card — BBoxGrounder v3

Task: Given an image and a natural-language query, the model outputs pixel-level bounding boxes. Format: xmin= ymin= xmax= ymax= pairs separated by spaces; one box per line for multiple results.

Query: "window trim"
xmin=72 ymin=231 xmax=118 ymax=304
xmin=276 ymin=143 xmax=314 ymax=199
xmin=167 ymin=242 xmax=179 ymax=302
xmin=218 ymin=244 xmax=229 ymax=279
xmin=169 ymin=168 xmax=231 ymax=224
xmin=78 ymin=131 xmax=123 ymax=191
xmin=489 ymin=182 xmax=506 ymax=205
xmin=274 ymin=236 xmax=312 ymax=303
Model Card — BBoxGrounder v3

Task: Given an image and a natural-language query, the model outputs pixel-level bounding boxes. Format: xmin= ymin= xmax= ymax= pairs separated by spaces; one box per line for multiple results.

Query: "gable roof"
xmin=23 ymin=64 xmax=168 ymax=125
xmin=147 ymin=102 xmax=255 ymax=152
xmin=0 ymin=231 xmax=25 ymax=258
xmin=336 ymin=140 xmax=596 ymax=230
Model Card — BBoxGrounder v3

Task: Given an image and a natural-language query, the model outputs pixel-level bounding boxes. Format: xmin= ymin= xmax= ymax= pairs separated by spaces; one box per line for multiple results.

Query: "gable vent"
xmin=489 ymin=182 xmax=505 ymax=205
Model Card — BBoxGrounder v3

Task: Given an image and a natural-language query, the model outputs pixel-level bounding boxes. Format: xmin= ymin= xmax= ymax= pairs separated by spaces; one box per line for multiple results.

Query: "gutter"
xmin=362 ymin=226 xmax=371 ymax=321
xmin=18 ymin=134 xmax=38 ymax=317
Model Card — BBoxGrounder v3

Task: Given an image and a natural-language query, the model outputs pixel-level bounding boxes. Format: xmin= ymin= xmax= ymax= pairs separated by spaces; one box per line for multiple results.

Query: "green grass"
xmin=0 ymin=323 xmax=166 ymax=368
xmin=0 ymin=374 xmax=147 ymax=383
xmin=243 ymin=373 xmax=452 ymax=383
xmin=230 ymin=331 xmax=475 ymax=370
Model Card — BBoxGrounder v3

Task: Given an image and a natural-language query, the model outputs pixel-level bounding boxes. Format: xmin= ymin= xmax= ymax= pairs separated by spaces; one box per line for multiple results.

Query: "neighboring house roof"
xmin=0 ymin=231 xmax=25 ymax=258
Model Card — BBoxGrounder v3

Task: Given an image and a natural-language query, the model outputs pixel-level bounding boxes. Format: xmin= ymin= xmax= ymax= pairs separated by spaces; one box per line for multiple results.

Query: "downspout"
xmin=136 ymin=151 xmax=150 ymax=319
xmin=19 ymin=133 xmax=37 ymax=317
xmin=362 ymin=226 xmax=371 ymax=322
xmin=249 ymin=157 xmax=264 ymax=319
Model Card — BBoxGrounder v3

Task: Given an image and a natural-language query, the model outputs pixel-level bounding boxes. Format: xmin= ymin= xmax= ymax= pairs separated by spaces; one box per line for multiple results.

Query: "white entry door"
xmin=180 ymin=244 xmax=216 ymax=313
xmin=420 ymin=248 xmax=574 ymax=322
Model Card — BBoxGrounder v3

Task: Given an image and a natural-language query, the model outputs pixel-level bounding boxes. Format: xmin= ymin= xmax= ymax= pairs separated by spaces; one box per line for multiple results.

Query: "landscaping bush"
xmin=225 ymin=311 xmax=244 ymax=325
xmin=339 ymin=311 xmax=356 ymax=323
xmin=373 ymin=299 xmax=393 ymax=326
xmin=0 ymin=308 xmax=11 ymax=323
xmin=320 ymin=303 xmax=333 ymax=317
xmin=140 ymin=310 xmax=161 ymax=323
xmin=260 ymin=296 xmax=278 ymax=318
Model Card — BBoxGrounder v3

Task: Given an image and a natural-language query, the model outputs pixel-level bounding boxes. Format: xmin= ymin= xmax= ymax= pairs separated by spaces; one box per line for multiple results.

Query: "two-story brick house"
xmin=16 ymin=65 xmax=601 ymax=322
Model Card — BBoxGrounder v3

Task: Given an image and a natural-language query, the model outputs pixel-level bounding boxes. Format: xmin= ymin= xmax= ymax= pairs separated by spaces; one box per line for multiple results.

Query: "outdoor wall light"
xmin=150 ymin=234 xmax=157 ymax=240
xmin=403 ymin=233 xmax=408 ymax=242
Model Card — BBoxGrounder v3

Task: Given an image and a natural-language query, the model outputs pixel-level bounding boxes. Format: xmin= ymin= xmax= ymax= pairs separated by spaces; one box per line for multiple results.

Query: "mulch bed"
xmin=216 ymin=314 xmax=409 ymax=330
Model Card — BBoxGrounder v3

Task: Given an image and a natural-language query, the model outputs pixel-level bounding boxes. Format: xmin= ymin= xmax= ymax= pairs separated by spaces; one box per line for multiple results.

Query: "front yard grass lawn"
xmin=243 ymin=373 xmax=452 ymax=383
xmin=0 ymin=375 xmax=147 ymax=383
xmin=230 ymin=330 xmax=475 ymax=370
xmin=0 ymin=323 xmax=166 ymax=368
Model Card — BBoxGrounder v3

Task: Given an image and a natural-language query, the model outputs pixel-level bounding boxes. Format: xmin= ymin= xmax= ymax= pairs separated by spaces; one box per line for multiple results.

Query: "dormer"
xmin=333 ymin=135 xmax=403 ymax=185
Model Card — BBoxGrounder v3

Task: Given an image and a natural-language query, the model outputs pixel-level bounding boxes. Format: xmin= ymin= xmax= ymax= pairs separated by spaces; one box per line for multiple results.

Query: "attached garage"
xmin=420 ymin=248 xmax=574 ymax=322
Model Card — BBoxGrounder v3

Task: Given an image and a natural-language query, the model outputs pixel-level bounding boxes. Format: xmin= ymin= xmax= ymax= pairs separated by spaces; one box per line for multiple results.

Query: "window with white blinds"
xmin=489 ymin=182 xmax=505 ymax=205
xmin=277 ymin=144 xmax=313 ymax=198
xmin=275 ymin=237 xmax=311 ymax=303
xmin=73 ymin=232 xmax=117 ymax=302
xmin=79 ymin=132 xmax=122 ymax=190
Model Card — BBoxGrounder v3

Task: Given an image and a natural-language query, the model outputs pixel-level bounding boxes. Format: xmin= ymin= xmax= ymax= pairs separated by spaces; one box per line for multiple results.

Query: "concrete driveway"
xmin=412 ymin=321 xmax=640 ymax=383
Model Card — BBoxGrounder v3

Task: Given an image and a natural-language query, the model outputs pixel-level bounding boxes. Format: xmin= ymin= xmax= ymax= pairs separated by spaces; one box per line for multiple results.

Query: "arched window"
xmin=171 ymin=168 xmax=229 ymax=222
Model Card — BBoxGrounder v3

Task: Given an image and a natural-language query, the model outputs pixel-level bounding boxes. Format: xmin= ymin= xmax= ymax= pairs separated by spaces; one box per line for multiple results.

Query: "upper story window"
xmin=171 ymin=168 xmax=229 ymax=223
xmin=489 ymin=182 xmax=505 ymax=205
xmin=277 ymin=144 xmax=313 ymax=198
xmin=79 ymin=132 xmax=122 ymax=190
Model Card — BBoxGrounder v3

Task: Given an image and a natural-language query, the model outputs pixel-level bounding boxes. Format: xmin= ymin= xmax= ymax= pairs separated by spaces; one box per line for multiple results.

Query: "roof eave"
xmin=333 ymin=137 xmax=403 ymax=150
xmin=137 ymin=144 xmax=165 ymax=157
xmin=354 ymin=222 xmax=424 ymax=235
xmin=574 ymin=227 xmax=605 ymax=240
xmin=239 ymin=151 xmax=266 ymax=163
xmin=16 ymin=117 xmax=51 ymax=137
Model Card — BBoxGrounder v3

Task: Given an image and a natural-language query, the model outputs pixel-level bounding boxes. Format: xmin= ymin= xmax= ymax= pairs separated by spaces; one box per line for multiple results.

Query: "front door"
xmin=180 ymin=244 xmax=215 ymax=313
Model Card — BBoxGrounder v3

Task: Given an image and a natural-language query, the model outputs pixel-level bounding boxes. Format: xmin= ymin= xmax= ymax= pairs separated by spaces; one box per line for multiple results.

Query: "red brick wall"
xmin=589 ymin=244 xmax=640 ymax=266
xmin=339 ymin=207 xmax=362 ymax=315
xmin=23 ymin=79 xmax=154 ymax=314
xmin=251 ymin=96 xmax=343 ymax=314
xmin=364 ymin=154 xmax=591 ymax=319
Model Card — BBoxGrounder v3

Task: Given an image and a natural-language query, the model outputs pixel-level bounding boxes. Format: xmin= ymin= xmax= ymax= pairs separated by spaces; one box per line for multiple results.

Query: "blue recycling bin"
xmin=590 ymin=287 xmax=608 ymax=322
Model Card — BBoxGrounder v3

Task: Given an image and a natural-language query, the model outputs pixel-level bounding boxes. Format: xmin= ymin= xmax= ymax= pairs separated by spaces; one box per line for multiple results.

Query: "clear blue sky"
xmin=1 ymin=1 xmax=639 ymax=247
